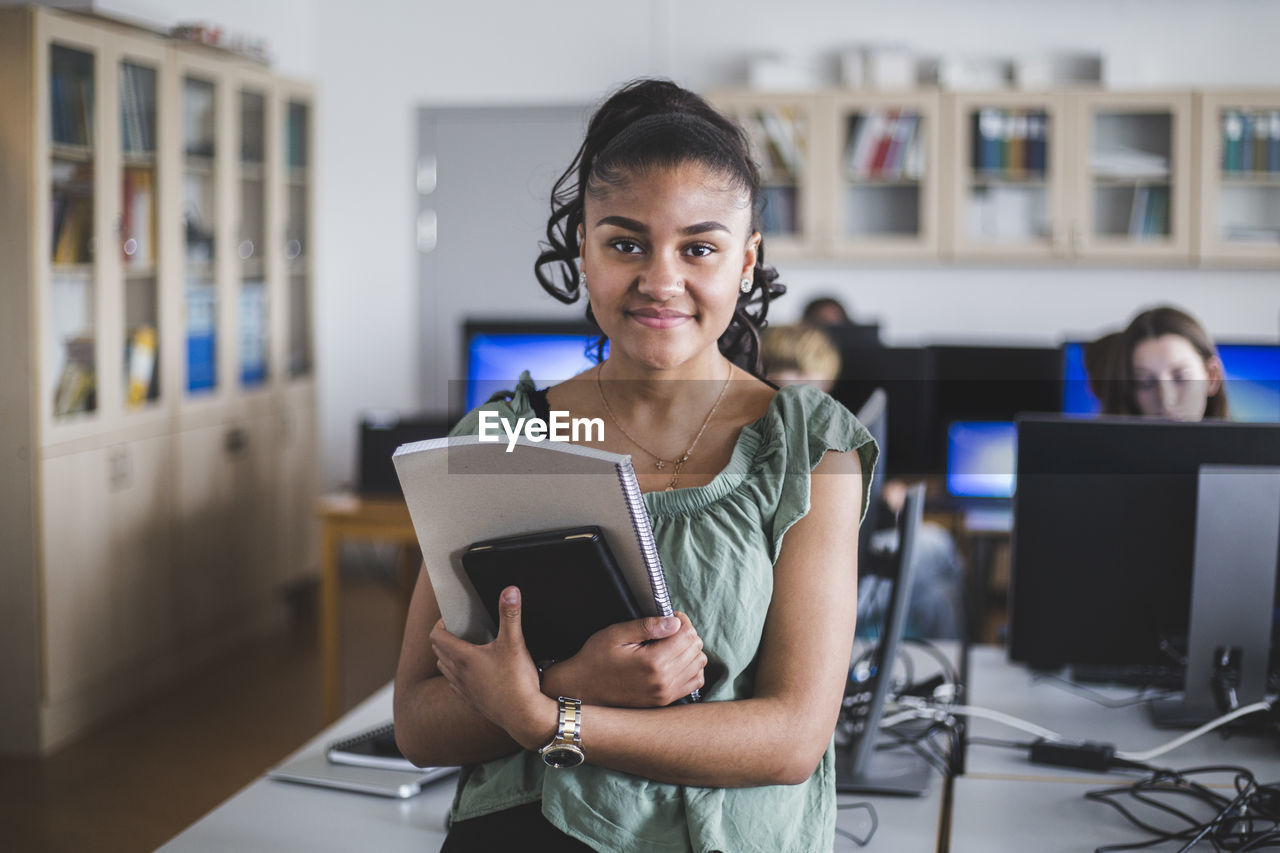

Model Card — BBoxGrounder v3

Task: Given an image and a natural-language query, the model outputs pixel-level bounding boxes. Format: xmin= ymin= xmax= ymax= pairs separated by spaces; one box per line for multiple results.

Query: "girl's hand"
xmin=542 ymin=611 xmax=707 ymax=707
xmin=430 ymin=586 xmax=557 ymax=752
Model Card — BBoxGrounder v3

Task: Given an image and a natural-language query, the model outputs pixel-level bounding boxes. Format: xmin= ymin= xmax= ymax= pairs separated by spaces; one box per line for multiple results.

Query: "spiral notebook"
xmin=391 ymin=434 xmax=678 ymax=651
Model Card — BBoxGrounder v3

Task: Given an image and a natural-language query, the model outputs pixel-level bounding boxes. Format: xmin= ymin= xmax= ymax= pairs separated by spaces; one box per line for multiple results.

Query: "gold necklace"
xmin=596 ymin=362 xmax=733 ymax=491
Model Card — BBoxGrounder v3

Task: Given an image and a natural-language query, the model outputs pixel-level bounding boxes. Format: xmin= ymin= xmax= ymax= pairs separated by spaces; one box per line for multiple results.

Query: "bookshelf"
xmin=1196 ymin=91 xmax=1280 ymax=266
xmin=828 ymin=90 xmax=942 ymax=259
xmin=713 ymin=86 xmax=1271 ymax=267
xmin=709 ymin=92 xmax=824 ymax=259
xmin=0 ymin=5 xmax=317 ymax=755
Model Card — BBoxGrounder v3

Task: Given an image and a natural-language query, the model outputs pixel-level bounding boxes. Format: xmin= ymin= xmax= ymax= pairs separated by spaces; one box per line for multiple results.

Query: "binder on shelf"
xmin=392 ymin=435 xmax=678 ymax=647
xmin=1253 ymin=110 xmax=1270 ymax=173
xmin=1270 ymin=111 xmax=1280 ymax=173
xmin=1223 ymin=110 xmax=1244 ymax=173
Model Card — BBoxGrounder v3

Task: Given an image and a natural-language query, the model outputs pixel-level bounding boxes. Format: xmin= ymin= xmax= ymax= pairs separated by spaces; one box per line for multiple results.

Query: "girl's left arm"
xmin=432 ymin=447 xmax=863 ymax=788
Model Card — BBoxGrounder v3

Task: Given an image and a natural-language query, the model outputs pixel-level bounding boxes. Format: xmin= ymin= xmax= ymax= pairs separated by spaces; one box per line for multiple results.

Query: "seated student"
xmin=393 ymin=80 xmax=877 ymax=852
xmin=761 ymin=325 xmax=964 ymax=641
xmin=1096 ymin=305 xmax=1229 ymax=422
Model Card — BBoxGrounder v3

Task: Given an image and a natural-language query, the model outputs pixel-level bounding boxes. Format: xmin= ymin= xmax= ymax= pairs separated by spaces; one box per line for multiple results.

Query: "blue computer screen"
xmin=1061 ymin=341 xmax=1280 ymax=422
xmin=465 ymin=332 xmax=606 ymax=411
xmin=946 ymin=420 xmax=1018 ymax=499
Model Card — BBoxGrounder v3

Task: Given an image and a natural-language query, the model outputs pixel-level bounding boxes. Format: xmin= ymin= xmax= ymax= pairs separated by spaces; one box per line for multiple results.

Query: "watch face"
xmin=542 ymin=744 xmax=585 ymax=769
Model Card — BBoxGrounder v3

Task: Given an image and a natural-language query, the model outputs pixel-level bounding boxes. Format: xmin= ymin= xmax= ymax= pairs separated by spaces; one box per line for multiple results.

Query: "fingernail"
xmin=502 ymin=587 xmax=519 ymax=604
xmin=660 ymin=616 xmax=679 ymax=632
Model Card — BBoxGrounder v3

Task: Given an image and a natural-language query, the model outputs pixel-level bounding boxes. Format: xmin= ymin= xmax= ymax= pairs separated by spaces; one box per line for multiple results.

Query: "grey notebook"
xmin=267 ymin=753 xmax=457 ymax=799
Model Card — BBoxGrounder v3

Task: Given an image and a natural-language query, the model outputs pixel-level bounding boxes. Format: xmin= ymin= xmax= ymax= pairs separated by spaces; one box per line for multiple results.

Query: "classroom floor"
xmin=0 ymin=564 xmax=410 ymax=853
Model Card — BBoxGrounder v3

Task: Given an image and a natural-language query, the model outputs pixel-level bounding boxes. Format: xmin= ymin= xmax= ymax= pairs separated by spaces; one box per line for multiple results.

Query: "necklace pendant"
xmin=654 ymin=460 xmax=665 ymax=470
xmin=664 ymin=485 xmax=675 ymax=492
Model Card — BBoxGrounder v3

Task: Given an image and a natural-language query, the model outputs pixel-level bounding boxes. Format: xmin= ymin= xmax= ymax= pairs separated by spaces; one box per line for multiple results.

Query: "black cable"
xmin=1083 ymin=766 xmax=1280 ymax=852
xmin=835 ymin=801 xmax=878 ymax=846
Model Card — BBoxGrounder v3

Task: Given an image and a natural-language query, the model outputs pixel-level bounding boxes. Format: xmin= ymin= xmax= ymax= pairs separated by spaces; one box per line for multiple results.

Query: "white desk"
xmin=161 ymin=680 xmax=950 ymax=851
xmin=952 ymin=646 xmax=1280 ymax=852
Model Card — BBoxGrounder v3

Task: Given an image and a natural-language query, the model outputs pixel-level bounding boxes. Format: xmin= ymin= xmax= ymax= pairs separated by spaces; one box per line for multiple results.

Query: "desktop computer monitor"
xmin=946 ymin=420 xmax=1017 ymax=500
xmin=831 ymin=347 xmax=936 ymax=476
xmin=461 ymin=320 xmax=606 ymax=414
xmin=1009 ymin=415 xmax=1280 ymax=671
xmin=1061 ymin=341 xmax=1280 ymax=422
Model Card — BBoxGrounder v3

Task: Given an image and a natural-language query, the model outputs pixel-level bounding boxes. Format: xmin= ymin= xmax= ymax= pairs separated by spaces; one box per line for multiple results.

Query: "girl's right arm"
xmin=393 ymin=567 xmax=522 ymax=768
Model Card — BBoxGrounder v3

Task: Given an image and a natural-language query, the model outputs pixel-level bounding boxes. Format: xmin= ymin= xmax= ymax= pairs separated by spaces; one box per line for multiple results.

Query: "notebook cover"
xmin=462 ymin=526 xmax=642 ymax=663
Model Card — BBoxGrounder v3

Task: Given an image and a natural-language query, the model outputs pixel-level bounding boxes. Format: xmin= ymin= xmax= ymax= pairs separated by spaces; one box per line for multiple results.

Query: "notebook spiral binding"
xmin=615 ymin=456 xmax=701 ymax=702
xmin=328 ymin=721 xmax=396 ymax=754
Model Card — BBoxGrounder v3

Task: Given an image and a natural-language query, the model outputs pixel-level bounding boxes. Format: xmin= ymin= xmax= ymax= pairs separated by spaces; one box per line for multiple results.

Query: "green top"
xmin=445 ymin=372 xmax=878 ymax=853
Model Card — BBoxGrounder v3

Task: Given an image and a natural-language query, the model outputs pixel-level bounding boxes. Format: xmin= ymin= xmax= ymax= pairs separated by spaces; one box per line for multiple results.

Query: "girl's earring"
xmin=739 ymin=276 xmax=752 ymax=294
xmin=580 ymin=269 xmax=588 ymax=291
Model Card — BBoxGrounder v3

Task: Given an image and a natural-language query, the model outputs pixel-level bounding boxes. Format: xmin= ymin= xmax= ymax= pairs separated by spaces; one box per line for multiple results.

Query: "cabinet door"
xmin=280 ymin=88 xmax=314 ymax=384
xmin=105 ymin=433 xmax=175 ymax=670
xmin=828 ymin=91 xmax=941 ymax=259
xmin=41 ymin=447 xmax=114 ymax=701
xmin=276 ymin=400 xmax=318 ymax=589
xmin=1069 ymin=90 xmax=1194 ymax=262
xmin=40 ymin=16 xmax=108 ymax=446
xmin=710 ymin=92 xmax=823 ymax=259
xmin=174 ymin=416 xmax=277 ymax=636
xmin=944 ymin=91 xmax=1069 ymax=260
xmin=41 ymin=435 xmax=173 ymax=700
xmin=108 ymin=33 xmax=172 ymax=428
xmin=1196 ymin=91 xmax=1280 ymax=267
xmin=234 ymin=68 xmax=273 ymax=396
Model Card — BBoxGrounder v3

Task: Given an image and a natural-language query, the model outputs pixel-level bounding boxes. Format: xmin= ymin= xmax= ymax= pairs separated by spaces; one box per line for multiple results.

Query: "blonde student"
xmin=393 ymin=79 xmax=877 ymax=852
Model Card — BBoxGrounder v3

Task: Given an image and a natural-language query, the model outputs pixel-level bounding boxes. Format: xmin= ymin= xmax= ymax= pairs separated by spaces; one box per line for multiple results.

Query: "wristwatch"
xmin=539 ymin=697 xmax=584 ymax=768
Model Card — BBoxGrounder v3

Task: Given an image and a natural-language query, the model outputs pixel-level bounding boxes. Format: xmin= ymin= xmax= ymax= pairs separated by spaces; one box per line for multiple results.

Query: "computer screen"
xmin=1061 ymin=341 xmax=1280 ymax=422
xmin=461 ymin=320 xmax=606 ymax=413
xmin=946 ymin=421 xmax=1017 ymax=499
xmin=831 ymin=347 xmax=937 ymax=476
xmin=1009 ymin=415 xmax=1280 ymax=670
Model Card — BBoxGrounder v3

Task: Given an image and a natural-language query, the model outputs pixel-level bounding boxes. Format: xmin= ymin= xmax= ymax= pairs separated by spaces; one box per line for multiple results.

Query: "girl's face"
xmin=580 ymin=162 xmax=759 ymax=374
xmin=1131 ymin=334 xmax=1223 ymax=421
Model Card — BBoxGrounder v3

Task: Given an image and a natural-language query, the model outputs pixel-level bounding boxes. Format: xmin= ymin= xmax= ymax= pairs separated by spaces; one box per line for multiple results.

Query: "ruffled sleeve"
xmin=753 ymin=384 xmax=879 ymax=564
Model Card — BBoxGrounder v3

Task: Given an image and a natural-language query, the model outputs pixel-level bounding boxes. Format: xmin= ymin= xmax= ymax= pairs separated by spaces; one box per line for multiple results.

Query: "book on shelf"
xmin=756 ymin=108 xmax=801 ymax=179
xmin=1128 ymin=186 xmax=1150 ymax=237
xmin=868 ymin=109 xmax=897 ymax=176
xmin=1222 ymin=110 xmax=1244 ymax=172
xmin=122 ymin=169 xmax=154 ymax=266
xmin=126 ymin=324 xmax=157 ymax=407
xmin=53 ymin=195 xmax=91 ymax=264
xmin=1270 ymin=112 xmax=1280 ymax=173
xmin=53 ymin=335 xmax=95 ymax=417
xmin=1026 ymin=114 xmax=1048 ymax=174
xmin=844 ymin=109 xmax=885 ymax=178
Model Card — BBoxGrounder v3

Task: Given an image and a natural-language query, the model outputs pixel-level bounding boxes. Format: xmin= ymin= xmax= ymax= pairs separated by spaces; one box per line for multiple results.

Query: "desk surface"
xmin=160 ymin=678 xmax=949 ymax=851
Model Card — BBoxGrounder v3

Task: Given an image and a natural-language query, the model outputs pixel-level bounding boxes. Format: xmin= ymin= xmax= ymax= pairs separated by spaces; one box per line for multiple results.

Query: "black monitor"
xmin=854 ymin=389 xmax=888 ymax=565
xmin=831 ymin=347 xmax=936 ymax=476
xmin=1009 ymin=415 xmax=1280 ymax=671
xmin=929 ymin=344 xmax=1061 ymax=467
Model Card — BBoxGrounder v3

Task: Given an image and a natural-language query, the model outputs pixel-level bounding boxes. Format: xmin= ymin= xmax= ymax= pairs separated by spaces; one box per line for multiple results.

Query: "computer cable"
xmin=902 ymin=638 xmax=960 ymax=687
xmin=1082 ymin=765 xmax=1280 ymax=852
xmin=834 ymin=801 xmax=878 ymax=847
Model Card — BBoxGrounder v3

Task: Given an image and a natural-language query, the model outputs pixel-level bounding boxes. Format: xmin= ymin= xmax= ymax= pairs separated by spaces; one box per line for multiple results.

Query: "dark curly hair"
xmin=534 ymin=78 xmax=785 ymax=375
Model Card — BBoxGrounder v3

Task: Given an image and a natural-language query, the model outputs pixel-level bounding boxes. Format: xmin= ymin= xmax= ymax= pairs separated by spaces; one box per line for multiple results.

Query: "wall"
xmin=89 ymin=0 xmax=1280 ymax=489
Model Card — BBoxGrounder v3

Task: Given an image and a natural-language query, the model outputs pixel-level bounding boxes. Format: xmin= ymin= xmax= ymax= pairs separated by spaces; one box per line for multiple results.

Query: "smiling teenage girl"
xmin=393 ymin=79 xmax=878 ymax=852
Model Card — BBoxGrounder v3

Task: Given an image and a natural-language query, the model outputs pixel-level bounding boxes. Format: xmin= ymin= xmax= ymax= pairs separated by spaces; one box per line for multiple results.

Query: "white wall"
xmin=92 ymin=0 xmax=1280 ymax=488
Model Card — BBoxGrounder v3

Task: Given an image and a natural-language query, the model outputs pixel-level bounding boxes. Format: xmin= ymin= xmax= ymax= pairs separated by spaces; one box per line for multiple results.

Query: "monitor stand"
xmin=835 ymin=741 xmax=934 ymax=796
xmin=1150 ymin=465 xmax=1280 ymax=729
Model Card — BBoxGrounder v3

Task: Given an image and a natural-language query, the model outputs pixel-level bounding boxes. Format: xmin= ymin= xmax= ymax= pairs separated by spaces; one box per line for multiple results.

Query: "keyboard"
xmin=1069 ymin=663 xmax=1185 ymax=690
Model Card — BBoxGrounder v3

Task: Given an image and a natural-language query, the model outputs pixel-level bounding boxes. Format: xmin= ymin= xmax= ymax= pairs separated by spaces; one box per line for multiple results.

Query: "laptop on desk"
xmin=942 ymin=421 xmax=1015 ymax=532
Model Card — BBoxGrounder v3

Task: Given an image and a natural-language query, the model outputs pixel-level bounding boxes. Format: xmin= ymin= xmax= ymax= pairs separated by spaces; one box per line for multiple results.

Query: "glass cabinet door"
xmin=710 ymin=93 xmax=820 ymax=259
xmin=1071 ymin=91 xmax=1193 ymax=261
xmin=239 ymin=87 xmax=268 ymax=390
xmin=48 ymin=42 xmax=98 ymax=422
xmin=182 ymin=74 xmax=218 ymax=397
xmin=830 ymin=92 xmax=940 ymax=259
xmin=119 ymin=57 xmax=160 ymax=411
xmin=285 ymin=98 xmax=312 ymax=379
xmin=1196 ymin=91 xmax=1280 ymax=266
xmin=946 ymin=92 xmax=1066 ymax=260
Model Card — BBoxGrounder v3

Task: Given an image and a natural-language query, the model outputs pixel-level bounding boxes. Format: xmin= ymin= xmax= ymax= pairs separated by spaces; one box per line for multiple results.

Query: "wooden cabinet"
xmin=713 ymin=85 xmax=1269 ymax=267
xmin=1195 ymin=90 xmax=1280 ymax=267
xmin=827 ymin=90 xmax=942 ymax=259
xmin=0 ymin=6 xmax=317 ymax=754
